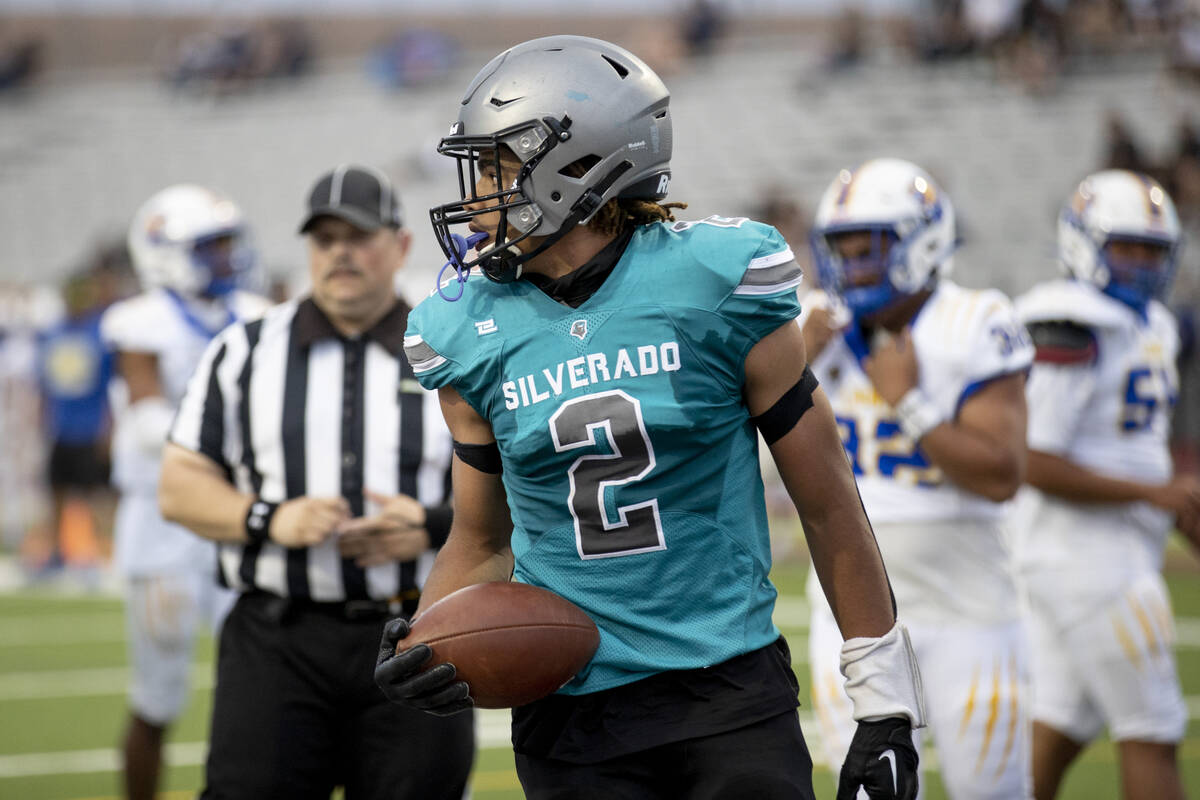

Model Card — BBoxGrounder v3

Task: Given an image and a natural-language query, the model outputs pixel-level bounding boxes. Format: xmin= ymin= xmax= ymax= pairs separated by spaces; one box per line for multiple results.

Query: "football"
xmin=404 ymin=581 xmax=600 ymax=708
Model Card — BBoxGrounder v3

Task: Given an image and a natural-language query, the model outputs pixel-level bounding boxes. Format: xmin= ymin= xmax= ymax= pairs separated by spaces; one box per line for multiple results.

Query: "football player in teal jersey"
xmin=377 ymin=36 xmax=924 ymax=800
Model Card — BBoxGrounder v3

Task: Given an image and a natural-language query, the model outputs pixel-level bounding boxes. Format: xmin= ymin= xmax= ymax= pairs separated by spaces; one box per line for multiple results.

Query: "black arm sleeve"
xmin=750 ymin=366 xmax=819 ymax=446
xmin=452 ymin=440 xmax=503 ymax=473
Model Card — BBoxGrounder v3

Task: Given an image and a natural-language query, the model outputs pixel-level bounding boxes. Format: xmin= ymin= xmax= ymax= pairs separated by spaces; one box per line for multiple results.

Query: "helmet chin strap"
xmin=480 ymin=161 xmax=633 ymax=284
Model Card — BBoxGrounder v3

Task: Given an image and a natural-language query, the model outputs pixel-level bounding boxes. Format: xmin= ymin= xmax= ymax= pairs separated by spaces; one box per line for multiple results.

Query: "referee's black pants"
xmin=202 ymin=592 xmax=475 ymax=800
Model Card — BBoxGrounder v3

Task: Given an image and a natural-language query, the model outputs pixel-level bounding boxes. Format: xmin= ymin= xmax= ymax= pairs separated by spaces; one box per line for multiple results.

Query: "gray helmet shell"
xmin=454 ymin=35 xmax=672 ymax=236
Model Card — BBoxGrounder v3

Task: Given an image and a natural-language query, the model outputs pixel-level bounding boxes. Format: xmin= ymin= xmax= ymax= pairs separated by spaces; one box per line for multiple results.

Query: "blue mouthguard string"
xmin=436 ymin=232 xmax=489 ymax=302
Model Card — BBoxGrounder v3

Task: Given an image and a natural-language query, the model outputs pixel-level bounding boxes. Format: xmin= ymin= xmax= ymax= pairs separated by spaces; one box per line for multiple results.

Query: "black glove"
xmin=837 ymin=717 xmax=919 ymax=800
xmin=374 ymin=617 xmax=473 ymax=716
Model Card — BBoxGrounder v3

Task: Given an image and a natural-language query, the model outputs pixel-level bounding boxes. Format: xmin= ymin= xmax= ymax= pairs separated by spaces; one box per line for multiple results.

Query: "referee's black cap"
xmin=299 ymin=165 xmax=404 ymax=234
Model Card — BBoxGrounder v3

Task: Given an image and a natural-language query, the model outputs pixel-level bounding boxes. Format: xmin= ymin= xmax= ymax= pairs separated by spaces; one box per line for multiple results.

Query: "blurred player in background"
xmin=100 ymin=185 xmax=270 ymax=800
xmin=802 ymin=158 xmax=1034 ymax=799
xmin=36 ymin=273 xmax=114 ymax=575
xmin=377 ymin=36 xmax=925 ymax=800
xmin=1012 ymin=170 xmax=1200 ymax=800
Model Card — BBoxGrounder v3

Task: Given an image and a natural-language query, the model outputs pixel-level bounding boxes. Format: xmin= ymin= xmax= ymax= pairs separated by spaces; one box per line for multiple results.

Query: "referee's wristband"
xmin=244 ymin=499 xmax=279 ymax=544
xmin=894 ymin=388 xmax=944 ymax=441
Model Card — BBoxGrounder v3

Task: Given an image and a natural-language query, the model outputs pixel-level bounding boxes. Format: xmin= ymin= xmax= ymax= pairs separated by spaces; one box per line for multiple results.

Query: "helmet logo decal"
xmin=834 ymin=168 xmax=858 ymax=212
xmin=1137 ymin=174 xmax=1166 ymax=228
xmin=1069 ymin=186 xmax=1093 ymax=216
xmin=912 ymin=175 xmax=937 ymax=210
xmin=145 ymin=213 xmax=167 ymax=244
xmin=657 ymin=175 xmax=670 ymax=195
xmin=570 ymin=319 xmax=588 ymax=340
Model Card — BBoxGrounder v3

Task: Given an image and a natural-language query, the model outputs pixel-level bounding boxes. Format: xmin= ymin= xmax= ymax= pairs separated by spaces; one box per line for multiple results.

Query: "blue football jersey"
xmin=405 ymin=217 xmax=803 ymax=694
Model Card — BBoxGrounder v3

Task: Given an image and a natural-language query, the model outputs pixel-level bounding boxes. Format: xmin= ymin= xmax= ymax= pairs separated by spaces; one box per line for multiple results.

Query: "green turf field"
xmin=2 ymin=554 xmax=1200 ymax=799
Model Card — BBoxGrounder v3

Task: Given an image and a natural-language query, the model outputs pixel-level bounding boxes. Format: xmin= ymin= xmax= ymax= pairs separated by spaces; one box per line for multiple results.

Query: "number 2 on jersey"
xmin=549 ymin=390 xmax=666 ymax=560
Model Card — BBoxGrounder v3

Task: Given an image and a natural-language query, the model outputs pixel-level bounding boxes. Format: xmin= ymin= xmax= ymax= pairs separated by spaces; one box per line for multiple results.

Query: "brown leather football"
xmin=403 ymin=581 xmax=600 ymax=709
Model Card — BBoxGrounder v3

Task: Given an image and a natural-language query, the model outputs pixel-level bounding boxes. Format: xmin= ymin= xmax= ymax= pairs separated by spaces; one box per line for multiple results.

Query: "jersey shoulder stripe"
xmin=1027 ymin=321 xmax=1098 ymax=365
xmin=1016 ymin=279 xmax=1132 ymax=330
xmin=733 ymin=247 xmax=802 ymax=296
xmin=403 ymin=334 xmax=446 ymax=375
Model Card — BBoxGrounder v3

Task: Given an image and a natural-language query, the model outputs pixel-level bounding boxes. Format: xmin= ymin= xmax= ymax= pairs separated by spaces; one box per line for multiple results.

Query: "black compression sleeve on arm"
xmin=423 ymin=504 xmax=453 ymax=548
xmin=452 ymin=440 xmax=503 ymax=473
xmin=750 ymin=366 xmax=819 ymax=446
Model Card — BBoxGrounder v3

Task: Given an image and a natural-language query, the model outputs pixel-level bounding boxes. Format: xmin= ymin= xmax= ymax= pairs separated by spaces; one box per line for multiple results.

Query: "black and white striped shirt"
xmin=169 ymin=296 xmax=452 ymax=602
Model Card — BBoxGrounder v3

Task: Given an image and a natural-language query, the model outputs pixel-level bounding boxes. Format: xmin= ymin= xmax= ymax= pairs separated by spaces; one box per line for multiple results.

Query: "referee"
xmin=158 ymin=165 xmax=474 ymax=799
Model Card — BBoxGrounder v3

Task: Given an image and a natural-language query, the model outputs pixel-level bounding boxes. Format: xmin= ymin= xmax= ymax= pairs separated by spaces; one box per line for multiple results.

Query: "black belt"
xmin=244 ymin=590 xmax=418 ymax=622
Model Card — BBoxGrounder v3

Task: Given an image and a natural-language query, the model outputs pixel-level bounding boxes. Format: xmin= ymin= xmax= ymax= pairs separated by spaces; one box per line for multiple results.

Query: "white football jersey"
xmin=1011 ymin=280 xmax=1178 ymax=623
xmin=101 ymin=288 xmax=271 ymax=575
xmin=805 ymin=282 xmax=1032 ymax=628
xmin=807 ymin=280 xmax=1034 ymax=524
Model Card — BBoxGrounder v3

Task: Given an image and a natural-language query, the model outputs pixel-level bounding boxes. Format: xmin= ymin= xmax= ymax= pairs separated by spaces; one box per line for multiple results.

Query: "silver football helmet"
xmin=430 ymin=35 xmax=673 ymax=283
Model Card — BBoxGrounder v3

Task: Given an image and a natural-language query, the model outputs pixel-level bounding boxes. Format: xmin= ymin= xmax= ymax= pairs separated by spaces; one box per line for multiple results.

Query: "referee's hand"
xmin=269 ymin=497 xmax=350 ymax=547
xmin=338 ymin=490 xmax=431 ymax=566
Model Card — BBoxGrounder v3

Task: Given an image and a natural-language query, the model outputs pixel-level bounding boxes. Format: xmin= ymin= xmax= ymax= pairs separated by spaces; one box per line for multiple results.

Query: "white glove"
xmin=840 ymin=621 xmax=926 ymax=727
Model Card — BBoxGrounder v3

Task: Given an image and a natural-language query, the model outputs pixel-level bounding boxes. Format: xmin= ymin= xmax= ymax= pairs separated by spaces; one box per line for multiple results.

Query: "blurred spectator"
xmin=166 ymin=20 xmax=312 ymax=94
xmin=368 ymin=28 xmax=459 ymax=90
xmin=1174 ymin=298 xmax=1200 ymax=474
xmin=34 ymin=273 xmax=114 ymax=576
xmin=1169 ymin=7 xmax=1200 ymax=84
xmin=906 ymin=0 xmax=977 ymax=62
xmin=0 ymin=283 xmax=59 ymax=562
xmin=1168 ymin=117 xmax=1200 ymax=473
xmin=963 ymin=0 xmax=1026 ymax=48
xmin=256 ymin=19 xmax=312 ymax=80
xmin=1167 ymin=117 xmax=1200 ymax=220
xmin=680 ymin=0 xmax=727 ymax=58
xmin=0 ymin=35 xmax=42 ymax=93
xmin=1101 ymin=110 xmax=1149 ymax=172
xmin=1123 ymin=0 xmax=1179 ymax=34
xmin=826 ymin=8 xmax=867 ymax=71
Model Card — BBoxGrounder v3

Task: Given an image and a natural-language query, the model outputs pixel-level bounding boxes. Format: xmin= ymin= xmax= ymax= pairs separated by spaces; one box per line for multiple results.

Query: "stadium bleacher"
xmin=0 ymin=35 xmax=1188 ymax=300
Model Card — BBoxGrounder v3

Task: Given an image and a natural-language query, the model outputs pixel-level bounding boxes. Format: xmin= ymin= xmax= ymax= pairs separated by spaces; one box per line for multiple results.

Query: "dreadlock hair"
xmin=553 ymin=155 xmax=686 ymax=237
xmin=587 ymin=198 xmax=689 ymax=237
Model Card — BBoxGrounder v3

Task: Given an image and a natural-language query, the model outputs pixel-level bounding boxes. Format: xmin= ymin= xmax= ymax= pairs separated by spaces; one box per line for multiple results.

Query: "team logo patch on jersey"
xmin=570 ymin=319 xmax=588 ymax=340
xmin=475 ymin=319 xmax=498 ymax=336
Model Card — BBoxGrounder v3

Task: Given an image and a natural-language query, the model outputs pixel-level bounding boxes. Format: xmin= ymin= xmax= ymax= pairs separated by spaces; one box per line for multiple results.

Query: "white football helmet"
xmin=1058 ymin=169 xmax=1182 ymax=313
xmin=810 ymin=158 xmax=956 ymax=319
xmin=127 ymin=184 xmax=252 ymax=297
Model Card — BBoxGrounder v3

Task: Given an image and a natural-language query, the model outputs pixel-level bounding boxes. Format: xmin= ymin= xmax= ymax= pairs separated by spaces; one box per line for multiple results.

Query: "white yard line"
xmin=0 ymin=615 xmax=125 ymax=646
xmin=0 ymin=712 xmax=820 ymax=778
xmin=0 ymin=665 xmax=213 ymax=701
xmin=6 ymin=694 xmax=1200 ymax=778
xmin=5 ymin=605 xmax=1200 ymax=704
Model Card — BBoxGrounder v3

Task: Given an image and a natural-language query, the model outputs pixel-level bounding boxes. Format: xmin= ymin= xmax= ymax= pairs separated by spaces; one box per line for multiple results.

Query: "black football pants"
xmin=202 ymin=592 xmax=474 ymax=800
xmin=515 ymin=709 xmax=816 ymax=800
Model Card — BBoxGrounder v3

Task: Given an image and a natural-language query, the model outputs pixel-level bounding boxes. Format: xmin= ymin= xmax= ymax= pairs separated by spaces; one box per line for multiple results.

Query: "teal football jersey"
xmin=405 ymin=217 xmax=803 ymax=694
